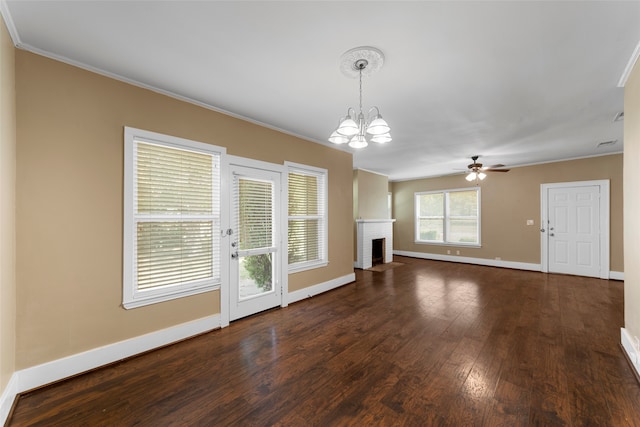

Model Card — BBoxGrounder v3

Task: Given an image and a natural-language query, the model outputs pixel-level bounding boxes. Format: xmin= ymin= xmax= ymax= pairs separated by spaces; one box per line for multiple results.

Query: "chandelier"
xmin=328 ymin=47 xmax=392 ymax=149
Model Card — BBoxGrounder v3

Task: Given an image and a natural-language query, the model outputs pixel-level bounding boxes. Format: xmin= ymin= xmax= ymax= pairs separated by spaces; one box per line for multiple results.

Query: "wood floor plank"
xmin=8 ymin=257 xmax=640 ymax=426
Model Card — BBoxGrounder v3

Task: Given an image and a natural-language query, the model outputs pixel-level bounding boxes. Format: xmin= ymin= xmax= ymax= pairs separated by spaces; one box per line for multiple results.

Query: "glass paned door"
xmin=230 ymin=165 xmax=281 ymax=321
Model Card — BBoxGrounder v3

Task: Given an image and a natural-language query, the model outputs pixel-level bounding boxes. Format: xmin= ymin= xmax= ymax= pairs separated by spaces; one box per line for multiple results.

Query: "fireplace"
xmin=372 ymin=238 xmax=385 ymax=266
xmin=355 ymin=219 xmax=395 ymax=269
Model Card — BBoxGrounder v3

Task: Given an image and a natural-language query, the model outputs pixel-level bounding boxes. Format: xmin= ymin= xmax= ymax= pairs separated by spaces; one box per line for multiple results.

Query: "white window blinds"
xmin=287 ymin=164 xmax=327 ymax=272
xmin=234 ymin=175 xmax=274 ymax=251
xmin=124 ymin=127 xmax=224 ymax=309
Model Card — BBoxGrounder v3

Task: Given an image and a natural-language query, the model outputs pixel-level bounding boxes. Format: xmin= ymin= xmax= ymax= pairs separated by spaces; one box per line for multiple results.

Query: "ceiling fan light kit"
xmin=465 ymin=155 xmax=510 ymax=182
xmin=329 ymin=46 xmax=392 ymax=149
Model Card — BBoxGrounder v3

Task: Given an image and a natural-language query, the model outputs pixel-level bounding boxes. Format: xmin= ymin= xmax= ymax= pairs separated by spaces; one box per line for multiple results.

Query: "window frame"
xmin=285 ymin=161 xmax=328 ymax=273
xmin=123 ymin=127 xmax=226 ymax=309
xmin=414 ymin=187 xmax=481 ymax=247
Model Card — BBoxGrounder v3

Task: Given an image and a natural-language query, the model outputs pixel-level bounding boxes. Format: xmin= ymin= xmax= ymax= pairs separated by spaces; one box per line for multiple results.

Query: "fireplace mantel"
xmin=355 ymin=219 xmax=395 ymax=269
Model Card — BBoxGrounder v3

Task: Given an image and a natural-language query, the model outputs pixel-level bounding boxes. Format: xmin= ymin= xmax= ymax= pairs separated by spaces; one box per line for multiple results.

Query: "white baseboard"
xmin=14 ymin=314 xmax=220 ymax=398
xmin=393 ymin=250 xmax=624 ymax=280
xmin=610 ymin=271 xmax=624 ymax=281
xmin=393 ymin=250 xmax=541 ymax=272
xmin=0 ymin=373 xmax=19 ymax=425
xmin=288 ymin=273 xmax=356 ymax=304
xmin=621 ymin=328 xmax=640 ymax=377
xmin=1 ymin=272 xmax=357 ymax=424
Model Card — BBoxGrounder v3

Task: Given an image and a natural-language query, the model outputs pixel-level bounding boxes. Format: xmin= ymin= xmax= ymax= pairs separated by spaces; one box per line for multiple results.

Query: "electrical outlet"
xmin=526 ymin=219 xmax=534 ymax=226
xmin=456 ymin=250 xmax=460 ymax=255
xmin=495 ymin=257 xmax=501 ymax=260
xmin=447 ymin=250 xmax=451 ymax=254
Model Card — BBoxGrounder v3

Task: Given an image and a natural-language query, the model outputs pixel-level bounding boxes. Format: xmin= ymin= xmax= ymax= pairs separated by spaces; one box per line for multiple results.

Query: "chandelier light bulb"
xmin=478 ymin=172 xmax=487 ymax=180
xmin=349 ymin=134 xmax=368 ymax=149
xmin=371 ymin=133 xmax=392 ymax=143
xmin=366 ymin=114 xmax=390 ymax=135
xmin=466 ymin=172 xmax=477 ymax=182
xmin=328 ymin=130 xmax=349 ymax=144
xmin=336 ymin=116 xmax=359 ymax=136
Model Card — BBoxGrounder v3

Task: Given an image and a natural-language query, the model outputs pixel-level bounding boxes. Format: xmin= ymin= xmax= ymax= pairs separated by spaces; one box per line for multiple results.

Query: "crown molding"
xmin=0 ymin=0 xmax=20 ymax=45
xmin=618 ymin=40 xmax=640 ymax=88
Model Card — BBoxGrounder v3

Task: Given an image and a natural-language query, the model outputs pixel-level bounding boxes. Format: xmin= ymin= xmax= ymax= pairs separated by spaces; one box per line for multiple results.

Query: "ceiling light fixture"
xmin=328 ymin=47 xmax=392 ymax=149
xmin=465 ymin=171 xmax=487 ymax=182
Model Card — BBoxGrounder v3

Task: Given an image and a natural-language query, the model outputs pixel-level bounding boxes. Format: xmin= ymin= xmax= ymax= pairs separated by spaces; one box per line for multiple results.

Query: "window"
xmin=415 ymin=188 xmax=480 ymax=245
xmin=123 ymin=127 xmax=225 ymax=308
xmin=286 ymin=162 xmax=328 ymax=272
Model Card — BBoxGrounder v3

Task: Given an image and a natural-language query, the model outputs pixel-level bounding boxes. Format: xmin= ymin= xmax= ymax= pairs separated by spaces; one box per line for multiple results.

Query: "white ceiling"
xmin=3 ymin=1 xmax=639 ymax=181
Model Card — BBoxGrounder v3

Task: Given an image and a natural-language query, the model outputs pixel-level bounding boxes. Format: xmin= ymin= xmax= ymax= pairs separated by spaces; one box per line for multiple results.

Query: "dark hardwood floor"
xmin=9 ymin=256 xmax=640 ymax=426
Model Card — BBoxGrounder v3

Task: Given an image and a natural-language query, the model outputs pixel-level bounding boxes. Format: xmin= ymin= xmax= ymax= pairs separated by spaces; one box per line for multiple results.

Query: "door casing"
xmin=220 ymin=155 xmax=289 ymax=327
xmin=540 ymin=180 xmax=610 ymax=279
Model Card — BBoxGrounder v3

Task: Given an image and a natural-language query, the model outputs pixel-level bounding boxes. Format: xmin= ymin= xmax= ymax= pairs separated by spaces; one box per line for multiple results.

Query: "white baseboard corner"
xmin=288 ymin=273 xmax=356 ymax=304
xmin=0 ymin=373 xmax=19 ymax=426
xmin=393 ymin=250 xmax=541 ymax=272
xmin=621 ymin=328 xmax=640 ymax=378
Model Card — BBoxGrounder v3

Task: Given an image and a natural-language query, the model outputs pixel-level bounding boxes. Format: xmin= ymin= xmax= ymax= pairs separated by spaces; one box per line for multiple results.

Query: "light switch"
xmin=526 ymin=219 xmax=534 ymax=226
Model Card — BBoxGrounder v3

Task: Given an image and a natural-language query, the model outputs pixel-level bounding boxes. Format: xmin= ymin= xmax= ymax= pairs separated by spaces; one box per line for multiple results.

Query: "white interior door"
xmin=229 ymin=163 xmax=282 ymax=321
xmin=542 ymin=181 xmax=609 ymax=279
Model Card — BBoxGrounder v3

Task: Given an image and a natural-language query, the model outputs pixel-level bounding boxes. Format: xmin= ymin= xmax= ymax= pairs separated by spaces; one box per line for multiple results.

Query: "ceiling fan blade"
xmin=485 ymin=168 xmax=510 ymax=173
xmin=483 ymin=164 xmax=505 ymax=169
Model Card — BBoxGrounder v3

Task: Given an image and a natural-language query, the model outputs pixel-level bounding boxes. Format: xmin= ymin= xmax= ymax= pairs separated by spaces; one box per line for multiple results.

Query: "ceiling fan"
xmin=465 ymin=155 xmax=510 ymax=181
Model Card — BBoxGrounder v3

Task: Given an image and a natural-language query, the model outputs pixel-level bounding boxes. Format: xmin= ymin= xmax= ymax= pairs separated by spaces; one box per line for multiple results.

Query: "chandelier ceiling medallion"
xmin=328 ymin=46 xmax=392 ymax=149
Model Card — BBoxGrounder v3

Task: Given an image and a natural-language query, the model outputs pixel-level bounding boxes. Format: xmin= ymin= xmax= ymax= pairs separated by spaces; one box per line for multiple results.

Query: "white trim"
xmin=621 ymin=328 xmax=640 ymax=378
xmin=414 ymin=187 xmax=481 ymax=246
xmin=16 ymin=315 xmax=220 ymax=394
xmin=393 ymin=250 xmax=541 ymax=272
xmin=228 ymin=161 xmax=284 ymax=321
xmin=540 ymin=180 xmax=610 ymax=279
xmin=389 ymin=153 xmax=623 ymax=183
xmin=0 ymin=0 xmax=20 ymax=45
xmin=0 ymin=373 xmax=18 ymax=426
xmin=288 ymin=273 xmax=355 ymax=304
xmin=610 ymin=271 xmax=624 ymax=281
xmin=285 ymin=161 xmax=329 ymax=274
xmin=356 ymin=219 xmax=396 ymax=224
xmin=618 ymin=40 xmax=640 ymax=88
xmin=393 ymin=251 xmax=624 ymax=280
xmin=7 ymin=34 xmax=330 ymax=150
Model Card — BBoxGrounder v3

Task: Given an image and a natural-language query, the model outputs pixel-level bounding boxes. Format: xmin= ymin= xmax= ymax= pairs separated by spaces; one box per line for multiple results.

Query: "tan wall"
xmin=624 ymin=58 xmax=640 ymax=342
xmin=353 ymin=169 xmax=389 ymax=220
xmin=15 ymin=51 xmax=353 ymax=369
xmin=352 ymin=169 xmax=389 ymax=259
xmin=392 ymin=154 xmax=623 ymax=271
xmin=0 ymin=17 xmax=16 ymax=395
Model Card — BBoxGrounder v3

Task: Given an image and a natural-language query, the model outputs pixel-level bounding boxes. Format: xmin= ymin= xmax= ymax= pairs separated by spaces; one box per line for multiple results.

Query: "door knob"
xmin=540 ymin=228 xmax=545 ymax=232
xmin=231 ymin=251 xmax=239 ymax=259
xmin=550 ymin=233 xmax=555 ymax=237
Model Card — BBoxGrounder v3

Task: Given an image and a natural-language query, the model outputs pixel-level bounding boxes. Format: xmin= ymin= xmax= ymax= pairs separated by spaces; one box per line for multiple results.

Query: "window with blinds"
xmin=123 ymin=127 xmax=225 ymax=309
xmin=286 ymin=163 xmax=328 ymax=272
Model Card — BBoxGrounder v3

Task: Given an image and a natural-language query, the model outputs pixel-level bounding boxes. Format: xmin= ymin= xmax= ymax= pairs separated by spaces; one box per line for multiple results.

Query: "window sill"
xmin=288 ymin=261 xmax=329 ymax=274
xmin=123 ymin=283 xmax=220 ymax=309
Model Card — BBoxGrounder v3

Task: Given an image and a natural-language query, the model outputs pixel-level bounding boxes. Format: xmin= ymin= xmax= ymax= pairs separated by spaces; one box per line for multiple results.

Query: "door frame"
xmin=220 ymin=155 xmax=288 ymax=327
xmin=540 ymin=179 xmax=610 ymax=279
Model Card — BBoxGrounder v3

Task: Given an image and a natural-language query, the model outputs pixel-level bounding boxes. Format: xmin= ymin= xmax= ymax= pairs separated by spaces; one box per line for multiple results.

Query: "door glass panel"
xmin=235 ymin=175 xmax=275 ymax=301
xmin=239 ymin=253 xmax=273 ymax=299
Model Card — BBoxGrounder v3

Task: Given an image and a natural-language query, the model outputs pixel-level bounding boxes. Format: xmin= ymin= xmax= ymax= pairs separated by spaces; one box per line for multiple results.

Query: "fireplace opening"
xmin=372 ymin=238 xmax=385 ymax=266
